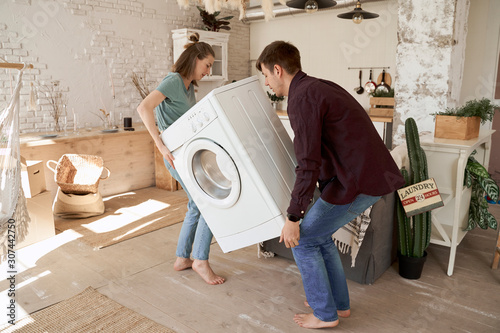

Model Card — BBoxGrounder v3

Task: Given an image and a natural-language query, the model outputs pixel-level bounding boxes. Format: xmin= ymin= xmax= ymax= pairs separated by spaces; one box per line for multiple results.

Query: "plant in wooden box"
xmin=197 ymin=6 xmax=234 ymax=32
xmin=267 ymin=92 xmax=284 ymax=110
xmin=432 ymin=98 xmax=499 ymax=140
xmin=464 ymin=151 xmax=499 ymax=230
xmin=396 ymin=117 xmax=431 ymax=279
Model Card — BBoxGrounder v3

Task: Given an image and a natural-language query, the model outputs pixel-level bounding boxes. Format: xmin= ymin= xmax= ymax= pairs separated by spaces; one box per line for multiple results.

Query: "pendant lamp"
xmin=337 ymin=0 xmax=379 ymax=24
xmin=286 ymin=0 xmax=337 ymax=14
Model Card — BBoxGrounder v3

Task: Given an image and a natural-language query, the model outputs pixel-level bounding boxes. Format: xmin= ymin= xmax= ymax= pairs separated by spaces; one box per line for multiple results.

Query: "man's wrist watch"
xmin=287 ymin=213 xmax=301 ymax=222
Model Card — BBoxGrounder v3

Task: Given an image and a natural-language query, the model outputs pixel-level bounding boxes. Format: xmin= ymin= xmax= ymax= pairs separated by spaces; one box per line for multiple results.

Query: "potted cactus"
xmin=396 ymin=117 xmax=432 ymax=279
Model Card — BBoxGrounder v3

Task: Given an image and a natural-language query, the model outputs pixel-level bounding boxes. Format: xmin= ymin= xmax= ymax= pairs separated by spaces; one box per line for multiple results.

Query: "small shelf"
xmin=430 ymin=224 xmax=468 ymax=247
xmin=422 ymin=130 xmax=495 ymax=276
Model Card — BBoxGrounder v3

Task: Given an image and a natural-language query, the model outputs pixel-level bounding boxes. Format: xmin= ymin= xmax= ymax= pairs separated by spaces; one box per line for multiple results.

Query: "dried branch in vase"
xmin=39 ymin=80 xmax=67 ymax=132
xmin=92 ymin=107 xmax=110 ymax=128
xmin=131 ymin=71 xmax=151 ymax=99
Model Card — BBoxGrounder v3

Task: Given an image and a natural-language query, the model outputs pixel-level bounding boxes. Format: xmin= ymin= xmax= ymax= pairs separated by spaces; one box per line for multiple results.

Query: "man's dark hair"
xmin=256 ymin=41 xmax=302 ymax=75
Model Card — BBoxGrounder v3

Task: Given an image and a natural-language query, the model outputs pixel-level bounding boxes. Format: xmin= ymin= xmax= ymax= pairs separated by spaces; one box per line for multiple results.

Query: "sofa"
xmin=259 ymin=192 xmax=397 ymax=285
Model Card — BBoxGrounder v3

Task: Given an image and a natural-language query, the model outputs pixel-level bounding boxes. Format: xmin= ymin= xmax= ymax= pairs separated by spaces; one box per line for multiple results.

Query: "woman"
xmin=137 ymin=33 xmax=225 ymax=285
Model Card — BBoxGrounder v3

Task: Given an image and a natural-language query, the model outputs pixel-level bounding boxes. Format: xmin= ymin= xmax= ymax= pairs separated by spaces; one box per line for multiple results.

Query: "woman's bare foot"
xmin=304 ymin=301 xmax=351 ymax=318
xmin=192 ymin=259 xmax=225 ymax=285
xmin=174 ymin=257 xmax=193 ymax=271
xmin=293 ymin=313 xmax=339 ymax=329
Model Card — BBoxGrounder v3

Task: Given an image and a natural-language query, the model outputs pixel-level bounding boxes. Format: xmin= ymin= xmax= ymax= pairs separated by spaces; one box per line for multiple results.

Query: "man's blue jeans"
xmin=291 ymin=194 xmax=381 ymax=322
xmin=165 ymin=160 xmax=213 ymax=260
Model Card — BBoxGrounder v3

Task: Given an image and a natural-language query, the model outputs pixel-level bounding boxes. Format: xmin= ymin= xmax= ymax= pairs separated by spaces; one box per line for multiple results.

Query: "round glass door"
xmin=192 ymin=149 xmax=232 ymax=200
xmin=184 ymin=139 xmax=241 ymax=208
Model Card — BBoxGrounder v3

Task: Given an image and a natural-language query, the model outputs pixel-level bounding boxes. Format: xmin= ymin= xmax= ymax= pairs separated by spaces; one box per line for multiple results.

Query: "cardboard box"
xmin=21 ymin=156 xmax=46 ymax=198
xmin=16 ymin=190 xmax=55 ymax=250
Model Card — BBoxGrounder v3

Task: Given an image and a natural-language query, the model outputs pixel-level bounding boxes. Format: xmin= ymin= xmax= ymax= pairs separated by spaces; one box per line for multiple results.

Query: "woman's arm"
xmin=136 ymin=90 xmax=175 ymax=167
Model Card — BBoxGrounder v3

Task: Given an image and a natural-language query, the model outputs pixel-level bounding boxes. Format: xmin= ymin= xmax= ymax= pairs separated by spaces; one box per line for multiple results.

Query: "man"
xmin=256 ymin=41 xmax=404 ymax=329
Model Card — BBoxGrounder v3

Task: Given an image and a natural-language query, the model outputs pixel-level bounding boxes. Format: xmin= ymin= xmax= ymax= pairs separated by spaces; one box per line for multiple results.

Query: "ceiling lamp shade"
xmin=286 ymin=0 xmax=337 ymax=14
xmin=337 ymin=1 xmax=379 ymax=24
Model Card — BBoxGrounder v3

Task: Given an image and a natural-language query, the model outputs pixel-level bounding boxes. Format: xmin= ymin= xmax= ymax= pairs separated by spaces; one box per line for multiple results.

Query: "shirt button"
xmin=301 ymin=211 xmax=304 ymax=214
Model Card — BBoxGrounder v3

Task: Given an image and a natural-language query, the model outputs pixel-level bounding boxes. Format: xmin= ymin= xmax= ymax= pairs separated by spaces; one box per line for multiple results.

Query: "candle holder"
xmin=124 ymin=117 xmax=134 ymax=131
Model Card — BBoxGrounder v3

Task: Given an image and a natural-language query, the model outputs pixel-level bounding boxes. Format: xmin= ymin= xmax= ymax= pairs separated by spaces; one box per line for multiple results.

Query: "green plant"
xmin=464 ymin=151 xmax=498 ymax=230
xmin=267 ymin=91 xmax=284 ymax=102
xmin=197 ymin=6 xmax=233 ymax=32
xmin=432 ymin=98 xmax=499 ymax=124
xmin=396 ymin=118 xmax=432 ymax=258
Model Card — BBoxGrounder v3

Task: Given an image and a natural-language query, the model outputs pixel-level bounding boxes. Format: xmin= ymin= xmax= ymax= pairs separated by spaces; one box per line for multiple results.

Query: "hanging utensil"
xmin=375 ymin=69 xmax=390 ymax=94
xmin=354 ymin=70 xmax=364 ymax=94
xmin=364 ymin=69 xmax=376 ymax=94
xmin=377 ymin=70 xmax=392 ymax=87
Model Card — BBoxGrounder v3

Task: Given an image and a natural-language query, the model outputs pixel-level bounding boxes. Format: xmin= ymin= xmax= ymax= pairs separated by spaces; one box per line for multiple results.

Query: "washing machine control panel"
xmin=161 ymin=102 xmax=218 ymax=153
xmin=186 ymin=105 xmax=217 ymax=133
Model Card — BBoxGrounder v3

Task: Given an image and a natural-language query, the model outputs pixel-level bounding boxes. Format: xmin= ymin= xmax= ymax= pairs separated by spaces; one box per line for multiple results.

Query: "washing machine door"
xmin=183 ymin=139 xmax=241 ymax=208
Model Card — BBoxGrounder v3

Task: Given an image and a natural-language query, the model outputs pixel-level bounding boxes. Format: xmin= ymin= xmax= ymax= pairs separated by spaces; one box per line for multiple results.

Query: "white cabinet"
xmin=172 ymin=28 xmax=229 ymax=82
xmin=420 ymin=130 xmax=495 ymax=276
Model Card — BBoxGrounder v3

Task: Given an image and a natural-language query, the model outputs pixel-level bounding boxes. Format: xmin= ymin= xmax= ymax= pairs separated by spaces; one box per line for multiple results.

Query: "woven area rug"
xmin=1 ymin=287 xmax=175 ymax=332
xmin=54 ymin=187 xmax=188 ymax=249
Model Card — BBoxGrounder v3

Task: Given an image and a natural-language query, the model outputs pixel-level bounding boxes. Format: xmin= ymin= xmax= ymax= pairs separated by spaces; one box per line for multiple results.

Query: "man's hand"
xmin=280 ymin=218 xmax=300 ymax=248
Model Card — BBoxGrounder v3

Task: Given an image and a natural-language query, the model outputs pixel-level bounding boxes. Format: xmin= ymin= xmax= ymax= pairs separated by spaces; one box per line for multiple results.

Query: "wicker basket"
xmin=47 ymin=154 xmax=110 ymax=195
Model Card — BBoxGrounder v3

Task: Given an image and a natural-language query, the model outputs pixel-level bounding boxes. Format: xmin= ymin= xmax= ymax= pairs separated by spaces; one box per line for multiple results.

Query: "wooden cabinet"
xmin=172 ymin=28 xmax=229 ymax=82
xmin=20 ymin=127 xmax=156 ymax=199
xmin=420 ymin=130 xmax=495 ymax=276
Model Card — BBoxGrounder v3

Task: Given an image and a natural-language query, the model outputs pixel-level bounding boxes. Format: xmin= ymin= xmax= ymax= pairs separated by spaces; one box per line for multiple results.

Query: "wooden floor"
xmin=1 ymin=187 xmax=500 ymax=332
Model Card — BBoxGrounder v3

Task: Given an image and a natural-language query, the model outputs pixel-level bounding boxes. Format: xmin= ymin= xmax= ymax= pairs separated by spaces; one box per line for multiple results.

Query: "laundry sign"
xmin=397 ymin=178 xmax=444 ymax=217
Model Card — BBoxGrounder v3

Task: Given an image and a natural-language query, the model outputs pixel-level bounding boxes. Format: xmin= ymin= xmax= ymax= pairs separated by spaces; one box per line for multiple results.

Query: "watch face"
xmin=287 ymin=214 xmax=300 ymax=222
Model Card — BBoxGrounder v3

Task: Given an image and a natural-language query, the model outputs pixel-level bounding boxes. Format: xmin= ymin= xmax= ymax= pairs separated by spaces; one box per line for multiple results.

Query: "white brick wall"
xmin=0 ymin=0 xmax=250 ymax=133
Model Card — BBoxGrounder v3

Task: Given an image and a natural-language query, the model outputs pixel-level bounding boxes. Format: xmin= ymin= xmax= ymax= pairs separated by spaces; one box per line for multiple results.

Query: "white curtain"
xmin=0 ymin=66 xmax=31 ymax=258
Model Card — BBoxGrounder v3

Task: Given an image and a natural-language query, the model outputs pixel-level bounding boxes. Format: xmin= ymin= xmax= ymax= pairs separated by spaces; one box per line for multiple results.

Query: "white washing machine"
xmin=161 ymin=76 xmax=296 ymax=253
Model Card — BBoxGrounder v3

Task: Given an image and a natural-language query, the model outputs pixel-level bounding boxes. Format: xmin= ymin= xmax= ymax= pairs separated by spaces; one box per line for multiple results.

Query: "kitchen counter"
xmin=276 ymin=109 xmax=287 ymax=117
xmin=20 ymin=125 xmax=156 ymax=198
xmin=276 ymin=109 xmax=390 ymax=148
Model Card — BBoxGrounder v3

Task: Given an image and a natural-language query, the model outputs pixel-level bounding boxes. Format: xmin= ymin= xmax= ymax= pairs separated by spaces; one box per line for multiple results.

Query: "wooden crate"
xmin=368 ymin=97 xmax=394 ymax=122
xmin=434 ymin=115 xmax=480 ymax=140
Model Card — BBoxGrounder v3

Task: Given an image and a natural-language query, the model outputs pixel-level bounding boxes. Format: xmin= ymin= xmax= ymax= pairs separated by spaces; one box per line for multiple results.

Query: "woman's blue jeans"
xmin=291 ymin=194 xmax=381 ymax=322
xmin=165 ymin=160 xmax=213 ymax=261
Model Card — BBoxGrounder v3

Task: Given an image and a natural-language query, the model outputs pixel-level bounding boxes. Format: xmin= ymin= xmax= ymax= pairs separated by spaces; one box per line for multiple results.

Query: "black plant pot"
xmin=398 ymin=251 xmax=427 ymax=279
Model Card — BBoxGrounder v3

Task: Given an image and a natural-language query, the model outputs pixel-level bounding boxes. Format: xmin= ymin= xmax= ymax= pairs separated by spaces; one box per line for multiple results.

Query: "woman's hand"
xmin=159 ymin=144 xmax=175 ymax=169
xmin=280 ymin=218 xmax=300 ymax=248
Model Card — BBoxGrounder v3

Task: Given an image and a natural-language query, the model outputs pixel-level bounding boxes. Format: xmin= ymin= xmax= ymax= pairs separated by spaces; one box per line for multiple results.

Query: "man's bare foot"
xmin=174 ymin=257 xmax=193 ymax=271
xmin=304 ymin=301 xmax=351 ymax=318
xmin=293 ymin=313 xmax=339 ymax=329
xmin=192 ymin=259 xmax=225 ymax=285
xmin=337 ymin=309 xmax=350 ymax=318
